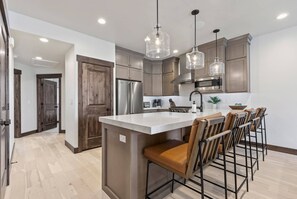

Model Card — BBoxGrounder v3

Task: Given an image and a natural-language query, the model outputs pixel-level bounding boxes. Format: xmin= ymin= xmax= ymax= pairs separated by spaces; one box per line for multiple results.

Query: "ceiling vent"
xmin=32 ymin=58 xmax=59 ymax=67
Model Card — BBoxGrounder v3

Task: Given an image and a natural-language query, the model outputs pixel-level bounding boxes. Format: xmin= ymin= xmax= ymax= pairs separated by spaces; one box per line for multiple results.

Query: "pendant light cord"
xmin=215 ymin=32 xmax=218 ymax=57
xmin=194 ymin=14 xmax=197 ymax=47
xmin=156 ymin=0 xmax=159 ymax=32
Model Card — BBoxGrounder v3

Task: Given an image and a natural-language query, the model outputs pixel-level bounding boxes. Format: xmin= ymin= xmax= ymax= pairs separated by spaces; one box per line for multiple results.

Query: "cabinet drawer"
xmin=116 ymin=65 xmax=129 ymax=79
xmin=129 ymin=68 xmax=143 ymax=81
xmin=116 ymin=49 xmax=130 ymax=66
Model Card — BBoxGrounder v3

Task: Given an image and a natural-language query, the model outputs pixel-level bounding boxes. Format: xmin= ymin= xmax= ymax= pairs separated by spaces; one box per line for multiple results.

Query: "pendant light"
xmin=209 ymin=29 xmax=225 ymax=76
xmin=145 ymin=0 xmax=170 ymax=59
xmin=186 ymin=9 xmax=205 ymax=70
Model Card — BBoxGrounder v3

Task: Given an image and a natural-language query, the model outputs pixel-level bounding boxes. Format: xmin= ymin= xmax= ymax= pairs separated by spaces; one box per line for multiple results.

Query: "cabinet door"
xmin=226 ymin=42 xmax=247 ymax=60
xmin=226 ymin=58 xmax=248 ymax=92
xmin=143 ymin=59 xmax=152 ymax=73
xmin=152 ymin=62 xmax=163 ymax=74
xmin=152 ymin=74 xmax=162 ymax=96
xmin=130 ymin=54 xmax=143 ymax=69
xmin=116 ymin=65 xmax=129 ymax=79
xmin=162 ymin=61 xmax=174 ymax=73
xmin=116 ymin=49 xmax=130 ymax=66
xmin=162 ymin=73 xmax=174 ymax=96
xmin=129 ymin=68 xmax=143 ymax=81
xmin=143 ymin=73 xmax=152 ymax=96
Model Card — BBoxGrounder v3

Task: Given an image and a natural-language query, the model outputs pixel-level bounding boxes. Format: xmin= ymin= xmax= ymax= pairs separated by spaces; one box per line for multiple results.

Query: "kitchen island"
xmin=99 ymin=110 xmax=230 ymax=199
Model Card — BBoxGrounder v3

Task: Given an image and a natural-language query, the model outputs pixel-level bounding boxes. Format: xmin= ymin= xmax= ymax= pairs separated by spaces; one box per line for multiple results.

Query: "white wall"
xmin=14 ymin=62 xmax=65 ymax=133
xmin=250 ymin=26 xmax=297 ymax=150
xmin=9 ymin=11 xmax=115 ymax=148
xmin=8 ymin=39 xmax=15 ymax=159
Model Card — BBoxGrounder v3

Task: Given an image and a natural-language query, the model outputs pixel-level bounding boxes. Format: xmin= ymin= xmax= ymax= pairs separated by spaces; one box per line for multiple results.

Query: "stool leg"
xmin=145 ymin=161 xmax=150 ymax=198
xmin=255 ymin=131 xmax=259 ymax=170
xmin=233 ymin=132 xmax=238 ymax=199
xmin=222 ymin=138 xmax=228 ymax=199
xmin=171 ymin=173 xmax=175 ymax=193
xmin=248 ymin=132 xmax=254 ymax=181
xmin=199 ymin=142 xmax=204 ymax=199
xmin=264 ymin=116 xmax=268 ymax=155
xmin=260 ymin=122 xmax=265 ymax=161
xmin=244 ymin=131 xmax=249 ymax=192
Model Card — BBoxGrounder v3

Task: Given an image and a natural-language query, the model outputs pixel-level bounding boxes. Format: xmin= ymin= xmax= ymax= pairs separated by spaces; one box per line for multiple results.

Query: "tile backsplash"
xmin=144 ymin=83 xmax=252 ymax=109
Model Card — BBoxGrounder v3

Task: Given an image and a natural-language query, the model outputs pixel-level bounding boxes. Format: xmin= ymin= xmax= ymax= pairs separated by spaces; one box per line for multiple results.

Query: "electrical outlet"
xmin=119 ymin=134 xmax=126 ymax=143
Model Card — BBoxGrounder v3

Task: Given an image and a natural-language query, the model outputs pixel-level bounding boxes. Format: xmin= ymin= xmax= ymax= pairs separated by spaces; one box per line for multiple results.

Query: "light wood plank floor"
xmin=4 ymin=132 xmax=297 ymax=199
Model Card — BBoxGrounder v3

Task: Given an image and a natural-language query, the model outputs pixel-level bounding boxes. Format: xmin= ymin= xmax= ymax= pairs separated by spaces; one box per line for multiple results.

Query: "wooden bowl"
xmin=229 ymin=105 xmax=247 ymax=110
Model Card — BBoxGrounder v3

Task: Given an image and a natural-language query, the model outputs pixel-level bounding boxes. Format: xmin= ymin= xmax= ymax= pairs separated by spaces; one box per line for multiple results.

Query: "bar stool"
xmin=144 ymin=114 xmax=231 ymax=199
xmin=212 ymin=111 xmax=250 ymax=199
xmin=250 ymin=107 xmax=268 ymax=161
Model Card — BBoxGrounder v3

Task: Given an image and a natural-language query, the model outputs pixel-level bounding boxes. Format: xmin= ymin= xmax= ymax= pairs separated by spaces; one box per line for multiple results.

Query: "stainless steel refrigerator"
xmin=116 ymin=79 xmax=143 ymax=115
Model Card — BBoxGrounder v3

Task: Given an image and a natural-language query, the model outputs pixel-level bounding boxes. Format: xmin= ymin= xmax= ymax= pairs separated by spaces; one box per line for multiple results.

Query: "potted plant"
xmin=207 ymin=96 xmax=221 ymax=109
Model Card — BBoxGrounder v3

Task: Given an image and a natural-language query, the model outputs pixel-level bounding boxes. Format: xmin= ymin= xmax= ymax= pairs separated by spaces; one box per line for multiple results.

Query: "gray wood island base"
xmin=99 ymin=111 xmax=229 ymax=199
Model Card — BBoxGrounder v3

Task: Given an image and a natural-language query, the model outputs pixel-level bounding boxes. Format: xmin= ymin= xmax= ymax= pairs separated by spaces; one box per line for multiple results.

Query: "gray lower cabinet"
xmin=226 ymin=34 xmax=252 ymax=93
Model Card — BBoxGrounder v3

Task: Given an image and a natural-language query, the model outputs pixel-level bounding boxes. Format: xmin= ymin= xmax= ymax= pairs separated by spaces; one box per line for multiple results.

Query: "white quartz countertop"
xmin=99 ymin=109 xmax=231 ymax=135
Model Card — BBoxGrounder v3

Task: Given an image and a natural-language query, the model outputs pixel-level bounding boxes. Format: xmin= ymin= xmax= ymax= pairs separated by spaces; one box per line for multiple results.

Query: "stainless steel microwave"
xmin=194 ymin=76 xmax=224 ymax=93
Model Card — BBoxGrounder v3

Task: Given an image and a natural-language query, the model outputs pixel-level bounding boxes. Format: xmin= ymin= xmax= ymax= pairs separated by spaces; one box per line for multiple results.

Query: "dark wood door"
xmin=0 ymin=12 xmax=9 ymax=198
xmin=14 ymin=70 xmax=21 ymax=138
xmin=78 ymin=57 xmax=113 ymax=151
xmin=41 ymin=80 xmax=58 ymax=131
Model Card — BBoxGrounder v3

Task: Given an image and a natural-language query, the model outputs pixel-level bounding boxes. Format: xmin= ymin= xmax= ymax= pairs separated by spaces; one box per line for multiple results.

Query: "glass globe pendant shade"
xmin=145 ymin=28 xmax=170 ymax=59
xmin=209 ymin=57 xmax=225 ymax=76
xmin=186 ymin=46 xmax=205 ymax=69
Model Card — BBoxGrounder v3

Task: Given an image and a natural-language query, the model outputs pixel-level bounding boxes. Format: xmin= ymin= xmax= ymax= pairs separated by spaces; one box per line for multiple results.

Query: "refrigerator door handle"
xmin=130 ymin=82 xmax=134 ymax=114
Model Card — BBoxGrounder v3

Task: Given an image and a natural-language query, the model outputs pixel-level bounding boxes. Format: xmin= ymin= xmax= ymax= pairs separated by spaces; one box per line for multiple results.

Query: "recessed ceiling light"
xmin=173 ymin=49 xmax=179 ymax=54
xmin=277 ymin=13 xmax=288 ymax=20
xmin=39 ymin=38 xmax=49 ymax=43
xmin=35 ymin=56 xmax=42 ymax=60
xmin=97 ymin=18 xmax=106 ymax=25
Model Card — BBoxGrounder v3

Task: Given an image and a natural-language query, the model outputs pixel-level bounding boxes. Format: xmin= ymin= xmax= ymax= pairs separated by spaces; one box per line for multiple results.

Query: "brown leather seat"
xmin=144 ymin=140 xmax=188 ymax=177
xmin=144 ymin=112 xmax=223 ymax=179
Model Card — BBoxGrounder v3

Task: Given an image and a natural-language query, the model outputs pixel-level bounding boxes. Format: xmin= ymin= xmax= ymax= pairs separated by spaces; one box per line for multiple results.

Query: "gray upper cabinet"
xmin=162 ymin=57 xmax=179 ymax=96
xmin=143 ymin=59 xmax=163 ymax=96
xmin=116 ymin=49 xmax=130 ymax=67
xmin=195 ymin=38 xmax=227 ymax=80
xmin=226 ymin=34 xmax=252 ymax=93
xmin=115 ymin=47 xmax=144 ymax=81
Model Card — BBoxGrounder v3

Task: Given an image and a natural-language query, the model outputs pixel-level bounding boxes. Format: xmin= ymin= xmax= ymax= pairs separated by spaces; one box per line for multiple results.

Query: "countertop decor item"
xmin=145 ymin=0 xmax=170 ymax=59
xmin=229 ymin=103 xmax=247 ymax=110
xmin=209 ymin=29 xmax=225 ymax=76
xmin=207 ymin=96 xmax=221 ymax=109
xmin=186 ymin=9 xmax=205 ymax=69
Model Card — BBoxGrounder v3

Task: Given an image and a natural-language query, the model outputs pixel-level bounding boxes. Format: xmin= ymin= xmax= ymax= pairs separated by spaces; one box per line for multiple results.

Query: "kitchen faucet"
xmin=189 ymin=90 xmax=203 ymax=112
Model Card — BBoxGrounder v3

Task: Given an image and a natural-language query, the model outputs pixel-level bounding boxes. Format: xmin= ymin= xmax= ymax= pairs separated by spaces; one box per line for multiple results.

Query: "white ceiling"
xmin=7 ymin=0 xmax=297 ymax=55
xmin=11 ymin=29 xmax=73 ymax=67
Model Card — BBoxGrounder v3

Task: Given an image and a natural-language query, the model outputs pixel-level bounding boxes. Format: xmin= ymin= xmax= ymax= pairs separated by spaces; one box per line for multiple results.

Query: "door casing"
xmin=36 ymin=74 xmax=62 ymax=133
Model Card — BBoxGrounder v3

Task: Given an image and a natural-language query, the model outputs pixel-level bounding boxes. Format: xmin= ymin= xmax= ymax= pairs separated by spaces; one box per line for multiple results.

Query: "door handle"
xmin=0 ymin=119 xmax=11 ymax=126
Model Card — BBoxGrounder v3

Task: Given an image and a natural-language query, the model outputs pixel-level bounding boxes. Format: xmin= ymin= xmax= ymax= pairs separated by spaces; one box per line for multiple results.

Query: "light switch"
xmin=119 ymin=134 xmax=126 ymax=143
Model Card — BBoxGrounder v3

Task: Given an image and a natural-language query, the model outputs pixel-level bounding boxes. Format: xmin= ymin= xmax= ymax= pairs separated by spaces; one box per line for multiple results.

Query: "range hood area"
xmin=171 ymin=53 xmax=195 ymax=84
